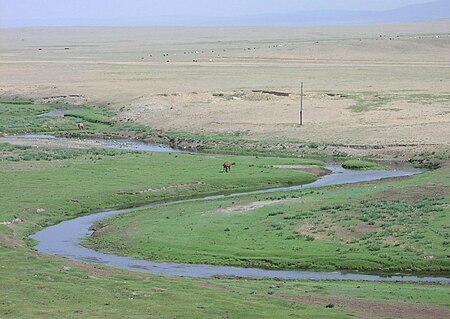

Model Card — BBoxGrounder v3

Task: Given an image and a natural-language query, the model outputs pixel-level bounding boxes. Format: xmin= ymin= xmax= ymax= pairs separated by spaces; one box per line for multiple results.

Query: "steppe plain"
xmin=0 ymin=20 xmax=449 ymax=319
xmin=1 ymin=20 xmax=449 ymax=153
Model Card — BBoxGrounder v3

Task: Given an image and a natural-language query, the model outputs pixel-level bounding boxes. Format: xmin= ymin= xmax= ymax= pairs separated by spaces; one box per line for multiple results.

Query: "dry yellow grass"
xmin=1 ymin=20 xmax=449 ymax=148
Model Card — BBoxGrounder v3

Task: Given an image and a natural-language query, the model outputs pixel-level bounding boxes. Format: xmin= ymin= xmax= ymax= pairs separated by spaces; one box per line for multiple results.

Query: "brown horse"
xmin=223 ymin=161 xmax=232 ymax=173
xmin=78 ymin=123 xmax=84 ymax=130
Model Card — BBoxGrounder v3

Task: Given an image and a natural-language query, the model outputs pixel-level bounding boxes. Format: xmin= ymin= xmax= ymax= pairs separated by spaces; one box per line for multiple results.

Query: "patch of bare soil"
xmin=369 ymin=185 xmax=448 ymax=204
xmin=0 ymin=136 xmax=106 ymax=150
xmin=0 ymin=234 xmax=20 ymax=247
xmin=271 ymin=165 xmax=331 ymax=176
xmin=297 ymin=221 xmax=382 ymax=242
xmin=121 ymin=88 xmax=450 ymax=153
xmin=36 ymin=94 xmax=87 ymax=105
xmin=0 ymin=218 xmax=23 ymax=226
xmin=216 ymin=200 xmax=281 ymax=213
xmin=296 ymin=223 xmax=329 ymax=240
xmin=279 ymin=294 xmax=450 ymax=319
xmin=335 ymin=222 xmax=382 ymax=243
xmin=335 ymin=222 xmax=380 ymax=243
xmin=117 ymin=182 xmax=206 ymax=195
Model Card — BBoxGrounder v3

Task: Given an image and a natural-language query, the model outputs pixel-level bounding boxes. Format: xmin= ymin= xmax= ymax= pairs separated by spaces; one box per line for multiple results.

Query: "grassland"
xmin=346 ymin=92 xmax=450 ymax=113
xmin=0 ymin=147 xmax=323 ymax=233
xmin=0 ymin=140 xmax=449 ymax=318
xmin=0 ymin=144 xmax=448 ymax=318
xmin=0 ymin=96 xmax=449 ymax=318
xmin=0 ymin=99 xmax=346 ymax=159
xmin=2 ymin=246 xmax=449 ymax=319
xmin=0 ymin=99 xmax=114 ymax=134
xmin=1 ymin=21 xmax=449 ymax=318
xmin=0 ymin=143 xmax=340 ymax=319
xmin=342 ymin=160 xmax=383 ymax=170
xmin=85 ymin=165 xmax=450 ymax=273
xmin=2 ymin=22 xmax=450 ymax=148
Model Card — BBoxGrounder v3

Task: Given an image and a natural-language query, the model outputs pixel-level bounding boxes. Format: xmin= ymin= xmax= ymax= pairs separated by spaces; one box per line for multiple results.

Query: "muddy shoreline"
xmin=2 ymin=130 xmax=445 ymax=161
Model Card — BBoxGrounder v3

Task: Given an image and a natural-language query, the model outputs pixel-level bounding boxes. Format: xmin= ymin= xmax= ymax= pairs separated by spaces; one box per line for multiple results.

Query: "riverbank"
xmin=1 ymin=126 xmax=449 ymax=319
xmin=1 ymin=20 xmax=450 ymax=317
xmin=3 ymin=131 xmax=449 ymax=166
xmin=33 ymin=162 xmax=450 ymax=280
xmin=0 ymin=126 xmax=448 ymax=318
xmin=79 ymin=163 xmax=450 ymax=275
xmin=2 ymin=96 xmax=449 ymax=166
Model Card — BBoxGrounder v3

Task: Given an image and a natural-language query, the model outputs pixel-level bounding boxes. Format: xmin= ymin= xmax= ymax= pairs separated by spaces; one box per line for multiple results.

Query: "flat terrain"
xmin=1 ymin=21 xmax=449 ymax=150
xmin=0 ymin=143 xmax=449 ymax=319
xmin=86 ymin=165 xmax=450 ymax=273
xmin=1 ymin=20 xmax=449 ymax=318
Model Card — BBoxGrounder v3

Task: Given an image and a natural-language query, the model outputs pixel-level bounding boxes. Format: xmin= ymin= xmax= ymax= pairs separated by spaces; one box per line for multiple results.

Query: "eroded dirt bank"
xmin=2 ymin=132 xmax=448 ymax=162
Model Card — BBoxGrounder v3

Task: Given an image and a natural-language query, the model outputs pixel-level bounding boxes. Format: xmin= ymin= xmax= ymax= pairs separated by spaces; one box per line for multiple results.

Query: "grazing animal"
xmin=77 ymin=123 xmax=84 ymax=130
xmin=223 ymin=161 xmax=232 ymax=173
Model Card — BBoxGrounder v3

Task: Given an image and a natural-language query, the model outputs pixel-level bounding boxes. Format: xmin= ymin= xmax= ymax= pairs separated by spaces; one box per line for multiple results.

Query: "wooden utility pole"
xmin=299 ymin=82 xmax=304 ymax=126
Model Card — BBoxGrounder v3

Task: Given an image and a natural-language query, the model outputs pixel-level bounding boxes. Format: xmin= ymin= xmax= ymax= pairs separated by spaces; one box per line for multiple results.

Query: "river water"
xmin=19 ymin=134 xmax=447 ymax=282
xmin=29 ymin=143 xmax=450 ymax=282
xmin=12 ymin=134 xmax=180 ymax=153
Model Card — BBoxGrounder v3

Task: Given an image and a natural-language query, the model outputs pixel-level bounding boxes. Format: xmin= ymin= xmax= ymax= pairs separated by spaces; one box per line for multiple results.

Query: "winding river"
xmin=24 ymin=136 xmax=449 ymax=282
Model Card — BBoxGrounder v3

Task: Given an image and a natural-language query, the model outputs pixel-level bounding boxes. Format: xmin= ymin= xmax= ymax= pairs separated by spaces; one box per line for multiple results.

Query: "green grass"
xmin=0 ymin=98 xmax=372 ymax=156
xmin=86 ymin=166 xmax=450 ymax=273
xmin=0 ymin=98 xmax=343 ymax=153
xmin=64 ymin=108 xmax=114 ymax=125
xmin=0 ymin=144 xmax=448 ymax=317
xmin=2 ymin=247 xmax=449 ymax=319
xmin=409 ymin=151 xmax=450 ymax=169
xmin=0 ymin=142 xmax=31 ymax=152
xmin=348 ymin=92 xmax=394 ymax=112
xmin=0 ymin=146 xmax=135 ymax=162
xmin=346 ymin=92 xmax=450 ymax=113
xmin=1 ymin=96 xmax=449 ymax=317
xmin=0 ymin=147 xmax=322 ymax=236
xmin=342 ymin=160 xmax=383 ymax=170
xmin=0 ymin=99 xmax=113 ymax=134
xmin=0 ymin=247 xmax=350 ymax=319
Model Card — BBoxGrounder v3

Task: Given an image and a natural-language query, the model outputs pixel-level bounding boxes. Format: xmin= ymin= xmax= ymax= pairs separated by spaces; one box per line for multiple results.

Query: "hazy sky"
xmin=0 ymin=0 xmax=436 ymax=27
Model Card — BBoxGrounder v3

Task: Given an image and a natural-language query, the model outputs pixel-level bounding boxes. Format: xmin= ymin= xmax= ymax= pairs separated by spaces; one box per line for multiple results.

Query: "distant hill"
xmin=212 ymin=0 xmax=450 ymax=26
xmin=1 ymin=0 xmax=449 ymax=27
